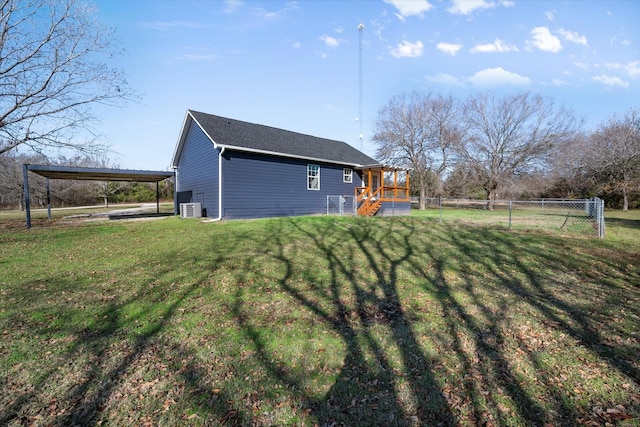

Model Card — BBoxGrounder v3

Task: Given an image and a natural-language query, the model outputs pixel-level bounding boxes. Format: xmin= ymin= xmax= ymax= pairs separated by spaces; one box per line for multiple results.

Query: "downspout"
xmin=209 ymin=146 xmax=225 ymax=221
xmin=172 ymin=168 xmax=178 ymax=215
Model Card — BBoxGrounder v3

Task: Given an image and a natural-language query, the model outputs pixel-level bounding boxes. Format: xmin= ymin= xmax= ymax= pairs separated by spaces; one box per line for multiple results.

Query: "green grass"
xmin=0 ymin=211 xmax=639 ymax=426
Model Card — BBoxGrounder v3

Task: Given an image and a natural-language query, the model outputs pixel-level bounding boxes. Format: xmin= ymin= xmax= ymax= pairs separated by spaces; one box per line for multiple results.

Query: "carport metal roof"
xmin=23 ymin=164 xmax=174 ymax=228
xmin=26 ymin=164 xmax=174 ymax=182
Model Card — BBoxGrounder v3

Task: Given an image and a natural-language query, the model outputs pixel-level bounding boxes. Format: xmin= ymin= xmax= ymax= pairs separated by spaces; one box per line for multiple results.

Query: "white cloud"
xmin=470 ymin=38 xmax=518 ymax=53
xmin=224 ymin=0 xmax=242 ymax=14
xmin=527 ymin=26 xmax=562 ymax=53
xmin=558 ymin=29 xmax=587 ymax=46
xmin=177 ymin=47 xmax=218 ymax=62
xmin=325 ymin=104 xmax=344 ymax=114
xmin=390 ymin=40 xmax=424 ymax=58
xmin=545 ymin=10 xmax=555 ymax=21
xmin=468 ymin=67 xmax=531 ymax=86
xmin=250 ymin=2 xmax=299 ymax=21
xmin=592 ymin=74 xmax=629 ymax=88
xmin=551 ymin=78 xmax=568 ymax=86
xmin=178 ymin=53 xmax=219 ymax=62
xmin=139 ymin=21 xmax=205 ymax=31
xmin=437 ymin=42 xmax=463 ymax=56
xmin=370 ymin=19 xmax=386 ymax=42
xmin=606 ymin=61 xmax=640 ymax=79
xmin=319 ymin=34 xmax=340 ymax=48
xmin=447 ymin=0 xmax=513 ymax=15
xmin=292 ymin=41 xmax=301 ymax=49
xmin=384 ymin=0 xmax=433 ymax=20
xmin=425 ymin=73 xmax=463 ymax=86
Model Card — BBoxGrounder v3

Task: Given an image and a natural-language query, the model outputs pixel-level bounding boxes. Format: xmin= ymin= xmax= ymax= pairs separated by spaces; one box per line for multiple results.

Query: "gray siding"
xmin=222 ymin=150 xmax=362 ymax=219
xmin=175 ymin=121 xmax=219 ymax=218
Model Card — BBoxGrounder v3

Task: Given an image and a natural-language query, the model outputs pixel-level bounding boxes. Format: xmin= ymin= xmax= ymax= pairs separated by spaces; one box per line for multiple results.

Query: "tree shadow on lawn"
xmin=2 ymin=217 xmax=638 ymax=426
xmin=231 ymin=217 xmax=455 ymax=425
xmin=231 ymin=216 xmax=639 ymax=426
xmin=605 ymin=217 xmax=640 ymax=231
xmin=0 ymin=247 xmax=245 ymax=427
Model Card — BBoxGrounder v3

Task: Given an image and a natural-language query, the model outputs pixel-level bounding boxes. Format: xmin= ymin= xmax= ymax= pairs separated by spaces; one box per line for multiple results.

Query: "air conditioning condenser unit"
xmin=180 ymin=203 xmax=202 ymax=218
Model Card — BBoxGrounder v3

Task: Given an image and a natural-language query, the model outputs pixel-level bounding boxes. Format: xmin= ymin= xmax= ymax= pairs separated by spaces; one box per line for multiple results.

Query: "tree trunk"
xmin=486 ymin=188 xmax=497 ymax=210
xmin=622 ymin=187 xmax=629 ymax=212
xmin=419 ymin=180 xmax=427 ymax=210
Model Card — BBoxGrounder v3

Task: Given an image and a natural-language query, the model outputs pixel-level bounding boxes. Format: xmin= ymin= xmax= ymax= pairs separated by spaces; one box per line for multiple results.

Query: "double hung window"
xmin=307 ymin=164 xmax=320 ymax=190
xmin=343 ymin=168 xmax=353 ymax=183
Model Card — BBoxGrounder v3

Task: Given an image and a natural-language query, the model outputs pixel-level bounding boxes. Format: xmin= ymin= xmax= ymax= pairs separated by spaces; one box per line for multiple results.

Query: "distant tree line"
xmin=0 ymin=153 xmax=173 ymax=210
xmin=373 ymin=91 xmax=640 ymax=211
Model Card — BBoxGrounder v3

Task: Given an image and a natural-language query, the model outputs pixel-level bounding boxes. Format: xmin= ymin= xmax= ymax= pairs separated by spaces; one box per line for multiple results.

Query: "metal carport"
xmin=23 ymin=164 xmax=174 ymax=228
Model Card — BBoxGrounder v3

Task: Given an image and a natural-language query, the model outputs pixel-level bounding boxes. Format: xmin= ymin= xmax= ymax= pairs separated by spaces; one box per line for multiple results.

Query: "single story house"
xmin=170 ymin=110 xmax=410 ymax=220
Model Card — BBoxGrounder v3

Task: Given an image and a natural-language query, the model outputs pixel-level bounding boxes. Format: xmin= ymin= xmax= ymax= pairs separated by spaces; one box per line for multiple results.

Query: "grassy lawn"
xmin=0 ymin=210 xmax=638 ymax=426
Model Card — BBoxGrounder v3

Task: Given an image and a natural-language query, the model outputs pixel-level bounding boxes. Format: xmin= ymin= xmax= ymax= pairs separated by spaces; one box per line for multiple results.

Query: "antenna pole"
xmin=357 ymin=23 xmax=364 ymax=151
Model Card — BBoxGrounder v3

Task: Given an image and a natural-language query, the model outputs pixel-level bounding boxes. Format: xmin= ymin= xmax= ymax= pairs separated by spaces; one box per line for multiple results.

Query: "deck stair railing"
xmin=355 ymin=186 xmax=383 ymax=216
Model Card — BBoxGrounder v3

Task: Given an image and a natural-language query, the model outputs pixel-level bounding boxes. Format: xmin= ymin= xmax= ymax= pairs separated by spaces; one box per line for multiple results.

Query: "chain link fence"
xmin=327 ymin=195 xmax=356 ymax=216
xmin=417 ymin=197 xmax=605 ymax=238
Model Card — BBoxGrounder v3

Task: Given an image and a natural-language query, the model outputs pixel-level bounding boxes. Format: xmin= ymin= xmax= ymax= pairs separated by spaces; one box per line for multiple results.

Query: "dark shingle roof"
xmin=187 ymin=110 xmax=378 ymax=166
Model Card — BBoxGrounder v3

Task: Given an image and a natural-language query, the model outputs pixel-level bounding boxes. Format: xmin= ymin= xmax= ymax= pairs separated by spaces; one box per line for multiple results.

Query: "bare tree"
xmin=543 ymin=132 xmax=598 ymax=199
xmin=90 ymin=155 xmax=123 ymax=207
xmin=0 ymin=0 xmax=137 ymax=156
xmin=458 ymin=92 xmax=580 ymax=209
xmin=586 ymin=109 xmax=640 ymax=211
xmin=372 ymin=91 xmax=462 ymax=209
xmin=0 ymin=152 xmax=48 ymax=209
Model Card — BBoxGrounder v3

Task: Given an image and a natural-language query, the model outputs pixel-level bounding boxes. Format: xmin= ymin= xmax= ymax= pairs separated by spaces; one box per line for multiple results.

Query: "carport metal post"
xmin=46 ymin=178 xmax=52 ymax=221
xmin=23 ymin=164 xmax=31 ymax=229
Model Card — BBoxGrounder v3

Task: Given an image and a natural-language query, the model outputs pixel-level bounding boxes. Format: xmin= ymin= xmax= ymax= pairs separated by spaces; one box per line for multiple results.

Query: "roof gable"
xmin=172 ymin=110 xmax=378 ymax=167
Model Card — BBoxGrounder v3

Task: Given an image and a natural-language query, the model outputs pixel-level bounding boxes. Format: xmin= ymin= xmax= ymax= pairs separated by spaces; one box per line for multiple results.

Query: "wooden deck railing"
xmin=355 ymin=186 xmax=410 ymax=202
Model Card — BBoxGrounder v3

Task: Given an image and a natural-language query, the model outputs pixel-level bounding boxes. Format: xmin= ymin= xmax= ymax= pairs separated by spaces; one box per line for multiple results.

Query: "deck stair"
xmin=357 ymin=197 xmax=382 ymax=216
xmin=356 ymin=186 xmax=384 ymax=216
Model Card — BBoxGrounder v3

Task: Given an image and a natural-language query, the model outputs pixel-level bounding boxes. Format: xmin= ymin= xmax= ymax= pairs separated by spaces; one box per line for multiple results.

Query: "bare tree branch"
xmin=372 ymin=91 xmax=462 ymax=208
xmin=583 ymin=109 xmax=640 ymax=211
xmin=458 ymin=92 xmax=580 ymax=208
xmin=0 ymin=0 xmax=138 ymax=156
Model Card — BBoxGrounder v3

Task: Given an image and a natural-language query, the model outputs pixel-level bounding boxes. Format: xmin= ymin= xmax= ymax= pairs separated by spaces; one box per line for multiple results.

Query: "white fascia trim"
xmin=171 ymin=111 xmax=193 ymax=168
xmin=215 ymin=144 xmax=363 ymax=168
xmin=189 ymin=112 xmax=219 ymax=151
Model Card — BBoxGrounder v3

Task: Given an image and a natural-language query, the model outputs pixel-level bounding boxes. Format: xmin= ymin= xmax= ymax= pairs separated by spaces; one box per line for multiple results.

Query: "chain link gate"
xmin=327 ymin=195 xmax=356 ymax=216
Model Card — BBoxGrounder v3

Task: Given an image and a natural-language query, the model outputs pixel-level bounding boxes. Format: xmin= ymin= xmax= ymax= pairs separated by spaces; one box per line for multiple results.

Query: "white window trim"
xmin=307 ymin=164 xmax=320 ymax=190
xmin=343 ymin=168 xmax=353 ymax=183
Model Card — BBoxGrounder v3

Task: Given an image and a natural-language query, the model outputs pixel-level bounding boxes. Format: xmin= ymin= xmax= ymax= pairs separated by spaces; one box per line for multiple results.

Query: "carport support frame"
xmin=46 ymin=178 xmax=52 ymax=221
xmin=23 ymin=164 xmax=175 ymax=229
xmin=23 ymin=164 xmax=31 ymax=229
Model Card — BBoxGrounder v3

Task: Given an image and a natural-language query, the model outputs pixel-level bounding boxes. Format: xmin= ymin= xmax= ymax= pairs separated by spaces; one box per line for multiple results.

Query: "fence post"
xmin=596 ymin=197 xmax=605 ymax=238
xmin=509 ymin=200 xmax=512 ymax=229
xmin=601 ymin=198 xmax=605 ymax=238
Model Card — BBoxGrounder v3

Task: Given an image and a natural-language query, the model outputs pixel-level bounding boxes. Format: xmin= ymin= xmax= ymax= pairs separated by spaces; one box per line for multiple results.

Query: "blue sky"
xmin=92 ymin=0 xmax=639 ymax=170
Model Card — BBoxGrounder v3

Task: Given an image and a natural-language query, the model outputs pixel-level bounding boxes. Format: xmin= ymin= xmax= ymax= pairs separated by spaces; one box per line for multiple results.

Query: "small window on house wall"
xmin=343 ymin=168 xmax=353 ymax=183
xmin=307 ymin=164 xmax=320 ymax=190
